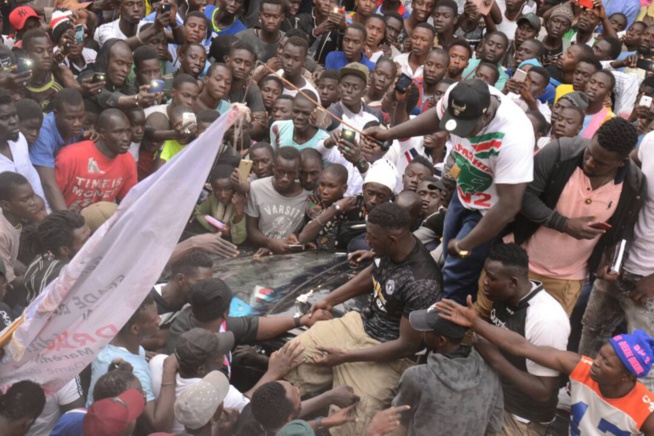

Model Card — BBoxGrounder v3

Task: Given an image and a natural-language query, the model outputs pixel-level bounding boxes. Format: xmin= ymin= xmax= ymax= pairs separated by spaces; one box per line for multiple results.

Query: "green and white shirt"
xmin=436 ymin=85 xmax=534 ymax=212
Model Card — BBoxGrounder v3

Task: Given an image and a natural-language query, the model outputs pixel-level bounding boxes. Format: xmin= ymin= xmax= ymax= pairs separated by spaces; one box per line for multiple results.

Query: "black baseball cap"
xmin=175 ymin=328 xmax=235 ymax=369
xmin=440 ymin=79 xmax=491 ymax=138
xmin=517 ymin=13 xmax=541 ymax=33
xmin=409 ymin=304 xmax=469 ymax=339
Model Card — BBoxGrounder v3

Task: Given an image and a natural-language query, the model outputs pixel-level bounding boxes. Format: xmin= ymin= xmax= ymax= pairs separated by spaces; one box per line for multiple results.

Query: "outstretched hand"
xmin=365 ymin=405 xmax=411 ymax=436
xmin=267 ymin=341 xmax=306 ymax=379
xmin=323 ymin=403 xmax=358 ymax=428
xmin=435 ymin=295 xmax=477 ymax=328
xmin=313 ymin=346 xmax=346 ymax=367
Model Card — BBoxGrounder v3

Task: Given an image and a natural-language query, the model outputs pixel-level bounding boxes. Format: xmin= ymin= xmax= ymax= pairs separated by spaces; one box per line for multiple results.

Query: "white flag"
xmin=0 ymin=106 xmax=240 ymax=394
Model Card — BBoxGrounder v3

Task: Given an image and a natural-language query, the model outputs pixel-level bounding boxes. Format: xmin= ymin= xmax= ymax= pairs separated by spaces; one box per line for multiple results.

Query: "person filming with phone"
xmin=505 ymin=117 xmax=646 ymax=316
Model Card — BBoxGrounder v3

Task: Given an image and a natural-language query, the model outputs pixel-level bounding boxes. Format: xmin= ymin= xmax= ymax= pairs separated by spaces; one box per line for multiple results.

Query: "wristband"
xmin=316 ymin=417 xmax=325 ymax=431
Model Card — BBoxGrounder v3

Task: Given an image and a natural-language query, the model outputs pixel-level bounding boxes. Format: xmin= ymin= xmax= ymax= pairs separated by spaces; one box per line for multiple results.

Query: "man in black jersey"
xmin=284 ymin=202 xmax=442 ymax=436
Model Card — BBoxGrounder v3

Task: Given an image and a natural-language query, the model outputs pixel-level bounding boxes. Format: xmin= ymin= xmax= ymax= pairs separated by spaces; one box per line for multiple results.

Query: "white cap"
xmin=364 ymin=159 xmax=397 ymax=193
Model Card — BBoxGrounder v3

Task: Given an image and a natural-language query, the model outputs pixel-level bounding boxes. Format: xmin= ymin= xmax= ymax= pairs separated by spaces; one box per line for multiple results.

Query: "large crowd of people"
xmin=1 ymin=0 xmax=654 ymax=434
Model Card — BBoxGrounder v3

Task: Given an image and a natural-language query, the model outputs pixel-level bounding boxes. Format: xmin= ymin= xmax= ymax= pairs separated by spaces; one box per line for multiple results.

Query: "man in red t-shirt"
xmin=55 ymin=109 xmax=137 ymax=213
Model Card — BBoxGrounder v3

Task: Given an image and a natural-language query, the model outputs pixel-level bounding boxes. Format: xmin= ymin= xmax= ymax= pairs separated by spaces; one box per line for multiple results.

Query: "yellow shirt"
xmin=159 ymin=139 xmax=185 ymax=163
xmin=554 ymin=84 xmax=574 ymax=103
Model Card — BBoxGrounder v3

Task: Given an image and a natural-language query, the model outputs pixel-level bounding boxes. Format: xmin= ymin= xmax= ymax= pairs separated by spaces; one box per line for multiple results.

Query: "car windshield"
xmin=212 ymin=251 xmax=355 ymax=317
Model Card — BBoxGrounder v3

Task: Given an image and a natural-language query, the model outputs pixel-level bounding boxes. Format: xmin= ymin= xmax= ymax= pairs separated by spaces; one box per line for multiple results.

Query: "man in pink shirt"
xmin=55 ymin=109 xmax=138 ymax=213
xmin=507 ymin=117 xmax=646 ymax=315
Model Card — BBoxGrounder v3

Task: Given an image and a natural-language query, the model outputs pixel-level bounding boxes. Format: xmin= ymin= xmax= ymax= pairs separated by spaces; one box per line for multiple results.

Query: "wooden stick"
xmin=262 ymin=64 xmax=373 ymax=140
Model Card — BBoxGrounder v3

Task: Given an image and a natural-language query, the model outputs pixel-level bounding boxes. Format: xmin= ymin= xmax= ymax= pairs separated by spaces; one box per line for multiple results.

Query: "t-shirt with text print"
xmin=245 ymin=176 xmax=310 ymax=240
xmin=363 ymin=237 xmax=442 ymax=343
xmin=55 ymin=141 xmax=137 ymax=213
xmin=435 ymin=84 xmax=534 ymax=212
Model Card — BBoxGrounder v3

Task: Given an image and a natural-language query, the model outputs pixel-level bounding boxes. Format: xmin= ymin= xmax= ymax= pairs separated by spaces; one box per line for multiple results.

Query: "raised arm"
xmin=364 ymin=107 xmax=441 ymax=142
xmin=437 ymin=296 xmax=581 ymax=375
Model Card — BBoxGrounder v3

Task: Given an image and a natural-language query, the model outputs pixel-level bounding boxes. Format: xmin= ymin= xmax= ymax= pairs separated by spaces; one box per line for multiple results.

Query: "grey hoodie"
xmin=392 ymin=346 xmax=504 ymax=436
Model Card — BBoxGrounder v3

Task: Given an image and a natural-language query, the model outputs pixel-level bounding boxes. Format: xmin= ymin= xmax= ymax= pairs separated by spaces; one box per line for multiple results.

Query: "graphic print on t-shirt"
xmin=453 ymin=131 xmax=504 ymax=209
xmin=262 ymin=203 xmax=304 ymax=239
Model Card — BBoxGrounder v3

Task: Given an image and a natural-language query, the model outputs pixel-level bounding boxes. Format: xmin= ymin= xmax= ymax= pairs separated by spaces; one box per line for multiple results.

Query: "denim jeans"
xmin=441 ymin=194 xmax=503 ymax=304
xmin=579 ymin=271 xmax=654 ymax=391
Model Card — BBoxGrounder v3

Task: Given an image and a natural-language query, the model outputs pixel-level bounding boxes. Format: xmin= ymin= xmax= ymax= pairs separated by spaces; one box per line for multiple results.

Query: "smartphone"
xmin=640 ymin=95 xmax=653 ymax=107
xmin=350 ymin=223 xmax=366 ymax=230
xmin=238 ymin=159 xmax=253 ymax=183
xmin=92 ymin=72 xmax=106 ymax=83
xmin=160 ymin=2 xmax=171 ymax=13
xmin=182 ymin=112 xmax=196 ymax=134
xmin=149 ymin=79 xmax=164 ymax=93
xmin=341 ymin=128 xmax=356 ymax=143
xmin=16 ymin=58 xmax=33 ymax=74
xmin=578 ymin=0 xmax=594 ymax=8
xmin=590 ymin=222 xmax=612 ymax=231
xmin=637 ymin=59 xmax=654 ymax=72
xmin=395 ymin=73 xmax=413 ymax=94
xmin=610 ymin=239 xmax=627 ymax=275
xmin=332 ymin=6 xmax=345 ymax=14
xmin=513 ymin=68 xmax=528 ymax=82
xmin=205 ymin=215 xmax=227 ymax=231
xmin=74 ymin=24 xmax=85 ymax=44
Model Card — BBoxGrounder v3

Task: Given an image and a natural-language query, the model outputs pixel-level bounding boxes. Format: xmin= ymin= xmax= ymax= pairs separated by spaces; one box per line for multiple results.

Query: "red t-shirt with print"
xmin=55 ymin=140 xmax=137 ymax=212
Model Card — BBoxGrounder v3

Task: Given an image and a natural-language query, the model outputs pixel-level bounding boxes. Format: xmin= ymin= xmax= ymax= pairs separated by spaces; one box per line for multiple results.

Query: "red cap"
xmin=9 ymin=6 xmax=39 ymax=31
xmin=83 ymin=389 xmax=146 ymax=436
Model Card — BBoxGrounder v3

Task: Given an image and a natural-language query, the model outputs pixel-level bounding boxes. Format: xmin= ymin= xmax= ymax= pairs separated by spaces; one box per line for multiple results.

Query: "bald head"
xmin=97 ymin=108 xmax=129 ymax=130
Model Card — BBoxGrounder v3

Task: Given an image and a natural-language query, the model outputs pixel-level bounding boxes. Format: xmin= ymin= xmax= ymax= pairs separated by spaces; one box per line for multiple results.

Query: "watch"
xmin=356 ymin=157 xmax=368 ymax=172
xmin=293 ymin=312 xmax=303 ymax=328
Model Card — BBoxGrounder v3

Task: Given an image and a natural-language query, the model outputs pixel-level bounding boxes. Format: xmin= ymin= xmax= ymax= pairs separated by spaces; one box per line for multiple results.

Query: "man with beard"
xmin=502 ymin=13 xmax=541 ymax=68
xmin=246 ymin=146 xmax=311 ymax=254
xmin=55 ymin=109 xmax=137 ymax=213
xmin=462 ymin=31 xmax=510 ymax=90
xmin=418 ymin=49 xmax=450 ymax=113
xmin=447 ymin=39 xmax=472 ymax=82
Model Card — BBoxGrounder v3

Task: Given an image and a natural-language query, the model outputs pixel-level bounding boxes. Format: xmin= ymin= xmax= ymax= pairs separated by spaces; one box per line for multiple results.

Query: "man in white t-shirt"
xmin=26 ymin=377 xmax=84 ymax=436
xmin=365 ymin=79 xmax=534 ymax=305
xmin=579 ymin=130 xmax=654 ymax=392
xmin=0 ymin=95 xmax=46 ymax=206
xmin=150 ymin=328 xmax=249 ymax=433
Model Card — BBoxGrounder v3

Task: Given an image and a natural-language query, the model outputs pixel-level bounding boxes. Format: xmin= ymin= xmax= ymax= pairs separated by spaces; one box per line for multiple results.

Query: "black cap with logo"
xmin=440 ymin=79 xmax=491 ymax=138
